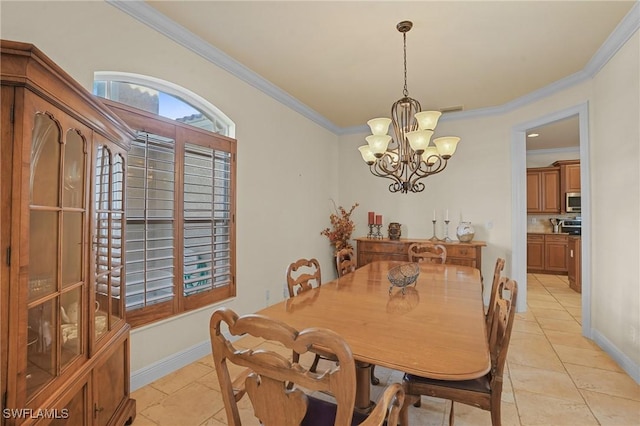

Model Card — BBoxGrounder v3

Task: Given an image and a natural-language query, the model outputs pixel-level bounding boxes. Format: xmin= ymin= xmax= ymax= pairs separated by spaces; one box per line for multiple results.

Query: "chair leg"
xmin=490 ymin=399 xmax=501 ymax=426
xmin=448 ymin=401 xmax=455 ymax=426
xmin=370 ymin=365 xmax=380 ymax=385
xmin=399 ymin=394 xmax=419 ymax=426
xmin=309 ymin=354 xmax=321 ymax=373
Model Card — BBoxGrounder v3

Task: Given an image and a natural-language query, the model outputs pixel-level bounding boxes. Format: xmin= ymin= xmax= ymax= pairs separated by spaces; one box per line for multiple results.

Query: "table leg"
xmin=355 ymin=362 xmax=375 ymax=413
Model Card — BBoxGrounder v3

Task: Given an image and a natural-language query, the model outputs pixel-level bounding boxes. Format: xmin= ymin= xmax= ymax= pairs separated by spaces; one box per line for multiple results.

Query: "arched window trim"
xmin=94 ymin=71 xmax=236 ymax=138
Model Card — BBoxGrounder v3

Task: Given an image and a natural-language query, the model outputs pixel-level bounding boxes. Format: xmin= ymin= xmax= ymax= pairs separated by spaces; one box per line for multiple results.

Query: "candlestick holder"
xmin=429 ymin=220 xmax=440 ymax=241
xmin=367 ymin=224 xmax=376 ymax=239
xmin=374 ymin=224 xmax=383 ymax=239
xmin=443 ymin=220 xmax=452 ymax=242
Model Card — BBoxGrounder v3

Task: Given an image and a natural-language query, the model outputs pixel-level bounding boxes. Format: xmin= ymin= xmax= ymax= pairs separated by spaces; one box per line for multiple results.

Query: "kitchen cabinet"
xmin=568 ymin=236 xmax=582 ymax=293
xmin=526 ymin=234 xmax=545 ymax=271
xmin=355 ymin=238 xmax=486 ymax=269
xmin=527 ymin=167 xmax=561 ymax=213
xmin=553 ymin=160 xmax=580 ymax=213
xmin=1 ymin=40 xmax=136 ymax=425
xmin=527 ymin=233 xmax=568 ymax=274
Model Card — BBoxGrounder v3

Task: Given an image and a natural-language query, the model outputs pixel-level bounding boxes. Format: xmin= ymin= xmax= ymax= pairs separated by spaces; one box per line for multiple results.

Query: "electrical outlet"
xmin=486 ymin=221 xmax=494 ymax=230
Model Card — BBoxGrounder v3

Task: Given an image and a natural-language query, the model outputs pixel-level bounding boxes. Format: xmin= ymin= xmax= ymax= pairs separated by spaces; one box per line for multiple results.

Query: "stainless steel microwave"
xmin=566 ymin=192 xmax=581 ymax=212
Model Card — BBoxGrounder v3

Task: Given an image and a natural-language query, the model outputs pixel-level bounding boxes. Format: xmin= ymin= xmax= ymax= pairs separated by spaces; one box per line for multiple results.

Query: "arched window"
xmin=93 ymin=73 xmax=236 ymax=327
xmin=93 ymin=72 xmax=235 ymax=137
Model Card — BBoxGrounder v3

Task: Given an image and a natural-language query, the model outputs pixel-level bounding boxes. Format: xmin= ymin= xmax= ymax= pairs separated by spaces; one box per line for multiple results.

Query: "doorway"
xmin=511 ymin=102 xmax=592 ymax=338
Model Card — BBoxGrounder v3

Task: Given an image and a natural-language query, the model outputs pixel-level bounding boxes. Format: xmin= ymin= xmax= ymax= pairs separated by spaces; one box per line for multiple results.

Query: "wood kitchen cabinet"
xmin=568 ymin=236 xmax=582 ymax=293
xmin=526 ymin=234 xmax=545 ymax=271
xmin=1 ymin=40 xmax=136 ymax=425
xmin=527 ymin=233 xmax=568 ymax=274
xmin=527 ymin=167 xmax=561 ymax=213
xmin=553 ymin=160 xmax=580 ymax=213
xmin=355 ymin=238 xmax=486 ymax=269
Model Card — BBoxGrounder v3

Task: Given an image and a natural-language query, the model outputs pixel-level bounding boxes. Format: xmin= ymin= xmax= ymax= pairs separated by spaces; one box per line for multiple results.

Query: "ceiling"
xmin=139 ymin=1 xmax=634 ymax=145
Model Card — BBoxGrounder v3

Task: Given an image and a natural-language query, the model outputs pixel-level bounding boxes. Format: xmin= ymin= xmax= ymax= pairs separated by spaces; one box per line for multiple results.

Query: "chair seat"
xmin=302 ymin=395 xmax=369 ymax=426
xmin=403 ymin=373 xmax=491 ymax=394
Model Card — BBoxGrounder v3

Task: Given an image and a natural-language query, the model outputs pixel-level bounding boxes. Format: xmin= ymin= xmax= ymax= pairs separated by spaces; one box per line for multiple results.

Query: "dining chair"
xmin=286 ymin=258 xmax=328 ymax=373
xmin=210 ymin=307 xmax=405 ymax=426
xmin=286 ymin=257 xmax=322 ymax=297
xmin=336 ymin=247 xmax=357 ymax=277
xmin=334 ymin=247 xmax=381 ymax=385
xmin=485 ymin=257 xmax=506 ymax=323
xmin=407 ymin=243 xmax=447 ymax=264
xmin=399 ymin=279 xmax=518 ymax=426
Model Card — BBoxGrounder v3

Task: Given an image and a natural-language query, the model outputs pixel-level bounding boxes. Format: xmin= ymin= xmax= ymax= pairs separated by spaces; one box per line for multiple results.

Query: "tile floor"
xmin=131 ymin=274 xmax=640 ymax=425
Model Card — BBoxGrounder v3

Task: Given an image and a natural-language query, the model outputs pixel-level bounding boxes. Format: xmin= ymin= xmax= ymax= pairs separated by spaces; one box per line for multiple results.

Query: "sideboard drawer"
xmin=358 ymin=240 xmax=411 ymax=255
xmin=446 ymin=245 xmax=477 ymax=259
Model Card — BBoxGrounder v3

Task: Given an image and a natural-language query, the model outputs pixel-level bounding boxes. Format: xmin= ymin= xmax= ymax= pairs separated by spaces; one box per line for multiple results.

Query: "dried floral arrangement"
xmin=320 ymin=202 xmax=359 ymax=254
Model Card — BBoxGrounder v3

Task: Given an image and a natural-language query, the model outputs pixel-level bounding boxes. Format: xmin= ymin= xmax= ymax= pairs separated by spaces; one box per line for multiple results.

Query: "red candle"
xmin=375 ymin=215 xmax=382 ymax=225
xmin=368 ymin=211 xmax=375 ymax=225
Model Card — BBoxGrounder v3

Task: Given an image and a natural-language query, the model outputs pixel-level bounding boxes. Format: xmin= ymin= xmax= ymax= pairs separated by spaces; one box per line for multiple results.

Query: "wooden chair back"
xmin=407 ymin=243 xmax=447 ymax=264
xmin=210 ymin=307 xmax=404 ymax=426
xmin=486 ymin=274 xmax=515 ymax=337
xmin=286 ymin=258 xmax=322 ymax=297
xmin=488 ymin=279 xmax=517 ymax=389
xmin=485 ymin=257 xmax=505 ymax=321
xmin=336 ymin=247 xmax=356 ymax=277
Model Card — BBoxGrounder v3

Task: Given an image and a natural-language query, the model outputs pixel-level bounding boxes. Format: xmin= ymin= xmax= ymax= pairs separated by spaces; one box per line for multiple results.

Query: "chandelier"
xmin=358 ymin=21 xmax=460 ymax=194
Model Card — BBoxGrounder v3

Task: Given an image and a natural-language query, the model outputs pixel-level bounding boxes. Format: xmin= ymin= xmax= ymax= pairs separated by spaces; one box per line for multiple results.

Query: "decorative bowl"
xmin=388 ymin=263 xmax=420 ymax=294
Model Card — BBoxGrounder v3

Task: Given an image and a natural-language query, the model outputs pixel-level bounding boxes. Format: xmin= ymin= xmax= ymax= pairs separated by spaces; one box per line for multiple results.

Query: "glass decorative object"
xmin=456 ymin=221 xmax=475 ymax=242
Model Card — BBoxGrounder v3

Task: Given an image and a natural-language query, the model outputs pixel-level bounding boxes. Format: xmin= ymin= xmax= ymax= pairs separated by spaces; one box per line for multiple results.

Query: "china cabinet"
xmin=1 ymin=40 xmax=136 ymax=425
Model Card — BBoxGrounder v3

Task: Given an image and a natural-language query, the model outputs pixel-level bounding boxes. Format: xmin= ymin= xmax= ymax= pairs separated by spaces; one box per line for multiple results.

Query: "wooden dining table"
xmin=257 ymin=260 xmax=490 ymax=411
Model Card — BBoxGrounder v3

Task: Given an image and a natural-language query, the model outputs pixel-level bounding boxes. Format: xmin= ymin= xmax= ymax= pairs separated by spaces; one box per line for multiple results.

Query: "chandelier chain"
xmin=403 ymin=32 xmax=408 ymax=97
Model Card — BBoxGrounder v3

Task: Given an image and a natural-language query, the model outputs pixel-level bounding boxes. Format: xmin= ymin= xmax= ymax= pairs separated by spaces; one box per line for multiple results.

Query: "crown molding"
xmin=106 ymin=0 xmax=341 ymax=134
xmin=108 ymin=0 xmax=639 ymax=136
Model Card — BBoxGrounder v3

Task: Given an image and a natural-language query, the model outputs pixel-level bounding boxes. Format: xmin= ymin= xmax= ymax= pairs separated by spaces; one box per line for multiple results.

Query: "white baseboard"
xmin=130 ymin=340 xmax=211 ymax=392
xmin=591 ymin=329 xmax=640 ymax=384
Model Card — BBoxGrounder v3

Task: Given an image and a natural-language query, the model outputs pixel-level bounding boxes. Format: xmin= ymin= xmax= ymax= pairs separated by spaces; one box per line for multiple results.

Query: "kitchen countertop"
xmin=527 ymin=232 xmax=570 ymax=235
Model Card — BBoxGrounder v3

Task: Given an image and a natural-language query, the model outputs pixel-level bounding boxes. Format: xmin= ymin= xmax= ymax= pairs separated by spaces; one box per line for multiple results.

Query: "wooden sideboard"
xmin=355 ymin=238 xmax=486 ymax=269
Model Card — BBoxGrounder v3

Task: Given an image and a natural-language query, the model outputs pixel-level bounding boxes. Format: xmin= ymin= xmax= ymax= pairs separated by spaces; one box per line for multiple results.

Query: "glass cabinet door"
xmin=27 ymin=112 xmax=88 ymax=400
xmin=94 ymin=144 xmax=126 ymax=345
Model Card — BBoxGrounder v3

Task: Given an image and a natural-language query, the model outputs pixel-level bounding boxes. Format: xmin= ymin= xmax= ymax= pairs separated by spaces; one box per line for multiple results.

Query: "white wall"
xmin=1 ymin=1 xmax=340 ymax=378
xmin=591 ymin=30 xmax=640 ymax=370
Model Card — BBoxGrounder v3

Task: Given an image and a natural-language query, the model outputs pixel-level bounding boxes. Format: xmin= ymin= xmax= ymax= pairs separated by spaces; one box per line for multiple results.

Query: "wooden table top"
xmin=258 ymin=260 xmax=490 ymax=381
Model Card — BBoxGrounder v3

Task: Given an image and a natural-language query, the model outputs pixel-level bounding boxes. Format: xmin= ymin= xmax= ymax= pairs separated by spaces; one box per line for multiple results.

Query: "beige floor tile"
xmin=509 ymin=363 xmax=583 ymax=402
xmin=405 ymin=396 xmax=447 ymax=425
xmin=553 ymin=344 xmax=623 ymax=372
xmin=211 ymin=393 xmax=261 ymax=425
xmin=131 ymin=414 xmax=159 ymax=425
xmin=529 ymin=306 xmax=575 ymax=321
xmin=512 ymin=319 xmax=544 ymax=335
xmin=514 ymin=389 xmax=598 ymax=425
xmin=564 ymin=363 xmax=640 ymax=402
xmin=141 ymin=382 xmax=225 ymax=426
xmin=544 ymin=329 xmax=600 ymax=350
xmin=526 ymin=292 xmax=557 ymax=302
xmin=554 ymin=295 xmax=583 ymax=308
xmin=149 ymin=361 xmax=214 ymax=395
xmin=580 ymin=389 xmax=640 ymax=426
xmin=131 ymin=385 xmax=168 ymax=413
xmin=536 ymin=316 xmax=582 ymax=333
xmin=199 ymin=415 xmax=228 ymax=426
xmin=515 ymin=309 xmax=536 ymax=322
xmin=526 ymin=299 xmax=565 ymax=310
xmin=508 ymin=332 xmax=565 ymax=371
